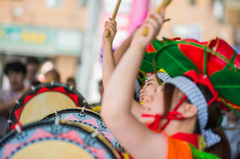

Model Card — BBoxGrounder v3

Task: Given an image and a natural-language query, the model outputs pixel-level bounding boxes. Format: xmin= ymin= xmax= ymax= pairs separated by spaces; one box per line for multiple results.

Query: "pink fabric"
xmin=82 ymin=118 xmax=99 ymax=129
xmin=88 ymin=146 xmax=106 ymax=159
xmin=3 ymin=143 xmax=24 ymax=159
xmin=59 ymin=130 xmax=85 ymax=145
xmin=128 ymin=0 xmax=150 ymax=33
xmin=28 ymin=128 xmax=54 ymax=142
xmin=102 ymin=131 xmax=114 ymax=144
xmin=63 ymin=114 xmax=80 ymax=121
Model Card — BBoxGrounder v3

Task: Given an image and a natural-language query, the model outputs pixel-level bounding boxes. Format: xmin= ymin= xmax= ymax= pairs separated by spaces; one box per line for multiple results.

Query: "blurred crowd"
xmin=0 ymin=57 xmax=79 ymax=137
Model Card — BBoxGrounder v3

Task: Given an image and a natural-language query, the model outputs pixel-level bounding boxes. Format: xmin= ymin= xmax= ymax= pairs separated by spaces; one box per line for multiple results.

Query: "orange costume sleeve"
xmin=167 ymin=136 xmax=193 ymax=159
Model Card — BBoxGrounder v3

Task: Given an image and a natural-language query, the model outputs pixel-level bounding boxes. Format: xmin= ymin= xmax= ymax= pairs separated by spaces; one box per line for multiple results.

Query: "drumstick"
xmin=105 ymin=0 xmax=122 ymax=38
xmin=142 ymin=0 xmax=172 ymax=36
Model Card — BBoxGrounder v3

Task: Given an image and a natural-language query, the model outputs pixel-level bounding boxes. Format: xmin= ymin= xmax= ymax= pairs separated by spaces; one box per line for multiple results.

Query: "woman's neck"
xmin=163 ymin=118 xmax=196 ymax=136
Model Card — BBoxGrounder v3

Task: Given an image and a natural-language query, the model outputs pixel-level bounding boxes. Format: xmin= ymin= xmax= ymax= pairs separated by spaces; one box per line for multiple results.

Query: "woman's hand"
xmin=132 ymin=10 xmax=165 ymax=50
xmin=103 ymin=18 xmax=117 ymax=46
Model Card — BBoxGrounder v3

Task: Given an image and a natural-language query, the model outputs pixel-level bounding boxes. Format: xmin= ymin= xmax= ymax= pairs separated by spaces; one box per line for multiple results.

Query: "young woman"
xmin=102 ymin=11 xmax=171 ymax=120
xmin=101 ymin=10 xmax=230 ymax=159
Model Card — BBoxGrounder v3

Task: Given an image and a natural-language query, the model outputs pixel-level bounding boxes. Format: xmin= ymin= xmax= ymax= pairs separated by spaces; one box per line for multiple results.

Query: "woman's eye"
xmin=146 ymin=83 xmax=152 ymax=86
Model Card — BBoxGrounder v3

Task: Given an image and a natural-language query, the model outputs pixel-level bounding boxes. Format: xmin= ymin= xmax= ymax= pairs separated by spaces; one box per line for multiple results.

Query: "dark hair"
xmin=67 ymin=77 xmax=75 ymax=83
xmin=26 ymin=57 xmax=40 ymax=66
xmin=163 ymin=77 xmax=231 ymax=159
xmin=45 ymin=69 xmax=61 ymax=82
xmin=195 ymin=83 xmax=231 ymax=159
xmin=32 ymin=80 xmax=41 ymax=86
xmin=98 ymin=79 xmax=103 ymax=87
xmin=237 ymin=152 xmax=240 ymax=159
xmin=4 ymin=61 xmax=27 ymax=76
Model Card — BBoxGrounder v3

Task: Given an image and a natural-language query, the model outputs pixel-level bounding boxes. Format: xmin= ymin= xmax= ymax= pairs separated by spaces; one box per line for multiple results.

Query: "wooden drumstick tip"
xmin=156 ymin=0 xmax=172 ymax=13
xmin=141 ymin=0 xmax=172 ymax=36
xmin=112 ymin=0 xmax=122 ymax=19
xmin=142 ymin=27 xmax=149 ymax=36
xmin=105 ymin=0 xmax=122 ymax=38
xmin=141 ymin=18 xmax=170 ymax=36
xmin=105 ymin=30 xmax=111 ymax=38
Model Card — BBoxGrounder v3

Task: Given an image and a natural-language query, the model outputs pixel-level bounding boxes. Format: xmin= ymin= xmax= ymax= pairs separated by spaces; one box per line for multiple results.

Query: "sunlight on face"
xmin=139 ymin=79 xmax=186 ymax=126
xmin=139 ymin=76 xmax=164 ymax=125
xmin=140 ymin=75 xmax=159 ymax=103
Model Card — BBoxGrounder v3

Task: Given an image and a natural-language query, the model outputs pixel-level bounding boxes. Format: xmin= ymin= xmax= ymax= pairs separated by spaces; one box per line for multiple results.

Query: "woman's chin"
xmin=139 ymin=117 xmax=155 ymax=125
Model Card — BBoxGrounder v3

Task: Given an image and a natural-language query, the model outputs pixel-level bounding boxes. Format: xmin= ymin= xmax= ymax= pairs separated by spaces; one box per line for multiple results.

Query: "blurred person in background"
xmin=25 ymin=57 xmax=40 ymax=86
xmin=98 ymin=79 xmax=104 ymax=103
xmin=43 ymin=69 xmax=61 ymax=83
xmin=0 ymin=61 xmax=27 ymax=138
xmin=66 ymin=77 xmax=76 ymax=89
xmin=91 ymin=79 xmax=103 ymax=112
xmin=222 ymin=110 xmax=240 ymax=159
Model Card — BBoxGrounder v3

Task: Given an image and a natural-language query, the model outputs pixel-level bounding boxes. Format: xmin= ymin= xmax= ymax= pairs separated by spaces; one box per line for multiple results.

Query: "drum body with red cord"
xmin=9 ymin=83 xmax=90 ymax=130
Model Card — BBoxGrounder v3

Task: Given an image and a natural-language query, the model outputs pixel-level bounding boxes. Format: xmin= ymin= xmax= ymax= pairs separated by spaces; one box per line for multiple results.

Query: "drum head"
xmin=42 ymin=108 xmax=124 ymax=152
xmin=0 ymin=120 xmax=120 ymax=159
xmin=11 ymin=140 xmax=94 ymax=159
xmin=9 ymin=83 xmax=90 ymax=129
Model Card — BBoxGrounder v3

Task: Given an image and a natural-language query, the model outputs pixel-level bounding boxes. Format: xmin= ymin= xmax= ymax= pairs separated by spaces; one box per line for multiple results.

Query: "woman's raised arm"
xmin=101 ymin=11 xmax=167 ymax=159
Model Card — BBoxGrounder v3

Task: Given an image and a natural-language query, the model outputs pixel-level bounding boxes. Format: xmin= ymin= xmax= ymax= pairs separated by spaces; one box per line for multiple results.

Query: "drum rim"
xmin=43 ymin=108 xmax=101 ymax=121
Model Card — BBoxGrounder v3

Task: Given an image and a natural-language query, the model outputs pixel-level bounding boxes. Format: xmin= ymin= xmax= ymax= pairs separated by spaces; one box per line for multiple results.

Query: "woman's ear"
xmin=180 ymin=103 xmax=198 ymax=119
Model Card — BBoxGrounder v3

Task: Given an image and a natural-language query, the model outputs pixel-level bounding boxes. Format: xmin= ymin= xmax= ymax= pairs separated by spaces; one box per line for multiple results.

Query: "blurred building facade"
xmin=0 ymin=0 xmax=87 ymax=85
xmin=153 ymin=0 xmax=240 ymax=49
xmin=224 ymin=0 xmax=240 ymax=52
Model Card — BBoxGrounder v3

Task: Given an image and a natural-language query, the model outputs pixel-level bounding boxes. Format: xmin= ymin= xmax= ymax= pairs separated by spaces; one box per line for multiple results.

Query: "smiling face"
xmin=140 ymin=75 xmax=159 ymax=103
xmin=139 ymin=76 xmax=188 ymax=127
xmin=139 ymin=75 xmax=165 ymax=125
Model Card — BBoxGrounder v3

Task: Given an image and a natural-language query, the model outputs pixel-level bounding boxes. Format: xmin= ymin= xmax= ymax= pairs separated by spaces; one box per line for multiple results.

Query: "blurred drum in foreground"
xmin=0 ymin=120 xmax=120 ymax=159
xmin=43 ymin=108 xmax=124 ymax=152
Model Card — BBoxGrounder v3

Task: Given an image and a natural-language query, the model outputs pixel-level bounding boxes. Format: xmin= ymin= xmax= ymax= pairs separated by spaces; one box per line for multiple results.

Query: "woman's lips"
xmin=140 ymin=94 xmax=145 ymax=103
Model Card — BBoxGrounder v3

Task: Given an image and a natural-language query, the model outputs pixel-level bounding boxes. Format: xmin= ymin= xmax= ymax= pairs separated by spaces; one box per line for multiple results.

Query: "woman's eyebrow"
xmin=146 ymin=79 xmax=154 ymax=83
